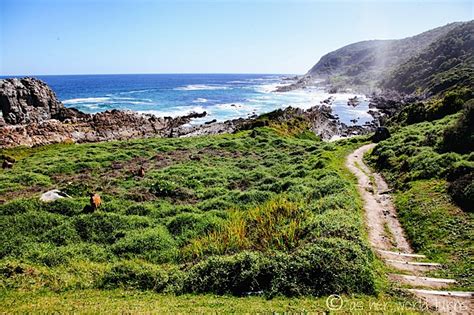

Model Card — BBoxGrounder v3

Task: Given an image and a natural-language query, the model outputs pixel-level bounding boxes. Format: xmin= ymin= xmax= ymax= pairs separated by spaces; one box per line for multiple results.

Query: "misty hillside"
xmin=381 ymin=21 xmax=473 ymax=96
xmin=306 ymin=22 xmax=465 ymax=92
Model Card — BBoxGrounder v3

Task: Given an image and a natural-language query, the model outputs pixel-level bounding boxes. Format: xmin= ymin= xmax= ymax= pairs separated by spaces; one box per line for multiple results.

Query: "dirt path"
xmin=346 ymin=144 xmax=473 ymax=314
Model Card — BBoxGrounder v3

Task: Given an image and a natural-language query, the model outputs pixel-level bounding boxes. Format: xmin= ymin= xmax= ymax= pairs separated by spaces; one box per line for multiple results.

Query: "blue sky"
xmin=0 ymin=0 xmax=472 ymax=75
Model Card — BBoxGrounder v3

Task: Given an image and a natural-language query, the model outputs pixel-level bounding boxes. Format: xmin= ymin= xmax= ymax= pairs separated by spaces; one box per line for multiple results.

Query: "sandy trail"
xmin=346 ymin=144 xmax=473 ymax=314
xmin=346 ymin=143 xmax=412 ymax=252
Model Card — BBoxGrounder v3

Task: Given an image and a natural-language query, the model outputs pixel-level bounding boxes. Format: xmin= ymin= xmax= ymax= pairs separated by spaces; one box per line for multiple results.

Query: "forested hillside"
xmin=382 ymin=21 xmax=473 ymax=96
xmin=305 ymin=21 xmax=472 ymax=95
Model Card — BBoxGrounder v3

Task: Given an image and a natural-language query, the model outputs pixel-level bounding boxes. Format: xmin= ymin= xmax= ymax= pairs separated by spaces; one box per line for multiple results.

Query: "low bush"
xmin=183 ymin=251 xmax=273 ymax=295
xmin=183 ymin=240 xmax=375 ymax=297
xmin=43 ymin=198 xmax=85 ymax=216
xmin=73 ymin=212 xmax=151 ymax=244
xmin=99 ymin=260 xmax=169 ymax=291
xmin=442 ymin=99 xmax=474 ymax=154
xmin=112 ymin=227 xmax=176 ymax=263
xmin=0 ymin=198 xmax=39 ymax=215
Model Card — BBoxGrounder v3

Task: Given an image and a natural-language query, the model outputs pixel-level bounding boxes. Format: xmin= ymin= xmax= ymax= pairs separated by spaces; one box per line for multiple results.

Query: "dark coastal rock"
xmin=0 ymin=78 xmax=86 ymax=124
xmin=347 ymin=96 xmax=361 ymax=107
xmin=274 ymin=75 xmax=313 ymax=92
xmin=371 ymin=127 xmax=391 ymax=143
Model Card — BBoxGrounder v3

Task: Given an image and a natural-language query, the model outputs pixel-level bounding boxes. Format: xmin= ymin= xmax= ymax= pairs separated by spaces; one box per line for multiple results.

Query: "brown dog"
xmin=89 ymin=193 xmax=102 ymax=210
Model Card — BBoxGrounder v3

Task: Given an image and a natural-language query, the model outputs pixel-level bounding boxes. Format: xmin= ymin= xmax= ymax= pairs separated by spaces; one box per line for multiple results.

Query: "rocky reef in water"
xmin=0 ymin=77 xmax=372 ymax=148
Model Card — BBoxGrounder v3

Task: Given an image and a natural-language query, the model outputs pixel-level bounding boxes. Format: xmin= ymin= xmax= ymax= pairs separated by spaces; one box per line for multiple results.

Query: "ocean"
xmin=16 ymin=74 xmax=373 ymax=126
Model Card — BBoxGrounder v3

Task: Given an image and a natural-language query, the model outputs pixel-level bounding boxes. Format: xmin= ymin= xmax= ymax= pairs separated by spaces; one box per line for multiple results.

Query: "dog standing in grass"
xmin=89 ymin=193 xmax=102 ymax=210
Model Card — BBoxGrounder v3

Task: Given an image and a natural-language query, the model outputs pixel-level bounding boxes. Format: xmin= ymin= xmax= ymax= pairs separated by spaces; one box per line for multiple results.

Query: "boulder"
xmin=371 ymin=127 xmax=391 ymax=142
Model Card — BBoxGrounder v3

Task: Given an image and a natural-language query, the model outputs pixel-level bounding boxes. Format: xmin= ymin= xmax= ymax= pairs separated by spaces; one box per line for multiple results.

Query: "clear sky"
xmin=0 ymin=0 xmax=472 ymax=75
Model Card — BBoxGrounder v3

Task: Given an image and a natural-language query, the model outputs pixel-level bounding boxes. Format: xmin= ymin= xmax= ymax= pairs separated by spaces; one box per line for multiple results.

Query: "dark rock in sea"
xmin=274 ymin=75 xmax=313 ymax=92
xmin=204 ymin=119 xmax=217 ymax=125
xmin=347 ymin=96 xmax=361 ymax=107
xmin=282 ymin=76 xmax=299 ymax=81
xmin=320 ymin=96 xmax=334 ymax=105
xmin=371 ymin=127 xmax=391 ymax=143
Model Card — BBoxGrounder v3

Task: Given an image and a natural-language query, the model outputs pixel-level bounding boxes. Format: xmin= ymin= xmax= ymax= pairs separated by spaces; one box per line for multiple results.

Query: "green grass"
xmin=1 ymin=125 xmax=392 ymax=307
xmin=0 ymin=289 xmax=425 ymax=314
xmin=366 ymin=113 xmax=473 ymax=289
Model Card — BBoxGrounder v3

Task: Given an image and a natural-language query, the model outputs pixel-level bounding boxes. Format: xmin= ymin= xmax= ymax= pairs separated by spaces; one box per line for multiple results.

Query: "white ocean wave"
xmin=82 ymin=104 xmax=100 ymax=109
xmin=118 ymin=89 xmax=154 ymax=95
xmin=192 ymin=98 xmax=208 ymax=103
xmin=126 ymin=101 xmax=156 ymax=105
xmin=215 ymin=103 xmax=249 ymax=110
xmin=174 ymin=84 xmax=230 ymax=91
xmin=254 ymin=83 xmax=284 ymax=93
xmin=63 ymin=97 xmax=110 ymax=104
xmin=138 ymin=105 xmax=207 ymax=118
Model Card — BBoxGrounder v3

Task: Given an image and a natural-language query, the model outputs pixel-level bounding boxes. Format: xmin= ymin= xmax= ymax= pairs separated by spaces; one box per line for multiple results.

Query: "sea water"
xmin=28 ymin=74 xmax=373 ymax=126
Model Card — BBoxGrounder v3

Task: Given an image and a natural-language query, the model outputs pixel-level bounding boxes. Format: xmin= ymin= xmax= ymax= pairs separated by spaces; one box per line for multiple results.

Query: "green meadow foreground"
xmin=0 ymin=99 xmax=472 ymax=312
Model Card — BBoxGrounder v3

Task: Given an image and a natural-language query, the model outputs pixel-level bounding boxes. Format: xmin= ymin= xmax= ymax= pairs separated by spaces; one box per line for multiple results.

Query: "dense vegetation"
xmin=382 ymin=21 xmax=473 ymax=96
xmin=306 ymin=22 xmax=462 ymax=92
xmin=0 ymin=125 xmax=379 ymax=298
xmin=367 ymin=91 xmax=473 ymax=288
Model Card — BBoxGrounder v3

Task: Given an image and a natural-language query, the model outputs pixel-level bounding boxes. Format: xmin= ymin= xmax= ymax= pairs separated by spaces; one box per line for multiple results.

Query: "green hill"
xmin=305 ymin=21 xmax=472 ymax=95
xmin=381 ymin=21 xmax=474 ymax=96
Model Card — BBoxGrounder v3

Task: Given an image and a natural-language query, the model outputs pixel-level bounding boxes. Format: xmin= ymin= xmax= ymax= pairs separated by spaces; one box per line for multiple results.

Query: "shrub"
xmin=149 ymin=179 xmax=179 ymax=197
xmin=43 ymin=198 xmax=84 ymax=216
xmin=183 ymin=251 xmax=273 ymax=295
xmin=182 ymin=240 xmax=375 ymax=297
xmin=309 ymin=176 xmax=349 ymax=200
xmin=409 ymin=151 xmax=460 ymax=180
xmin=447 ymin=172 xmax=473 ymax=212
xmin=443 ymin=99 xmax=474 ymax=154
xmin=99 ymin=260 xmax=169 ymax=291
xmin=167 ymin=213 xmax=223 ymax=242
xmin=112 ymin=227 xmax=176 ymax=263
xmin=0 ymin=198 xmax=39 ymax=215
xmin=41 ymin=222 xmax=81 ymax=246
xmin=73 ymin=212 xmax=151 ymax=244
xmin=125 ymin=203 xmax=154 ymax=216
xmin=269 ymin=240 xmax=375 ymax=297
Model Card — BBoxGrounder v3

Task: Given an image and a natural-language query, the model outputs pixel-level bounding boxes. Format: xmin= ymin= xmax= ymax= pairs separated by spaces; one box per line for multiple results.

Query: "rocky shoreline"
xmin=0 ymin=77 xmax=375 ymax=148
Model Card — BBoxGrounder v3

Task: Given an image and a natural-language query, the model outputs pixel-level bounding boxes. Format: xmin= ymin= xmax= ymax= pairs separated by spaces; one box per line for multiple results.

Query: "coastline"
xmin=0 ymin=77 xmax=377 ymax=148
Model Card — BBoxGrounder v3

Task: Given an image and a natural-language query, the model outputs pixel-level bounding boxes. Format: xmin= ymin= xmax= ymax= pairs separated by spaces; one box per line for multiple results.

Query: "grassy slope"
xmin=366 ymin=114 xmax=473 ymax=289
xmin=0 ymin=124 xmax=426 ymax=312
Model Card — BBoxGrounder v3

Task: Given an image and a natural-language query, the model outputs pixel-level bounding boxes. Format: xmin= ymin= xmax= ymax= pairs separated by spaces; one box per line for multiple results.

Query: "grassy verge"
xmin=366 ymin=113 xmax=473 ymax=289
xmin=0 ymin=289 xmax=425 ymax=314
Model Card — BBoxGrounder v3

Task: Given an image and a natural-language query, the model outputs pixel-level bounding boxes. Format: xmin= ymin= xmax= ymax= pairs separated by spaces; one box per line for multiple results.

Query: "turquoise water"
xmin=31 ymin=74 xmax=373 ymax=125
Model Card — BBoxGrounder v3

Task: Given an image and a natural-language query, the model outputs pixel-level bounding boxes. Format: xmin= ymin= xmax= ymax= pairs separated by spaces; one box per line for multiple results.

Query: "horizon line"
xmin=0 ymin=72 xmax=301 ymax=77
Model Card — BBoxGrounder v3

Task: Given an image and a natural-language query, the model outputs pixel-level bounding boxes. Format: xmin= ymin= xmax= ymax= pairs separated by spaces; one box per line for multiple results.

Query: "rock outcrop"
xmin=0 ymin=78 xmax=88 ymax=124
xmin=371 ymin=127 xmax=391 ymax=143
